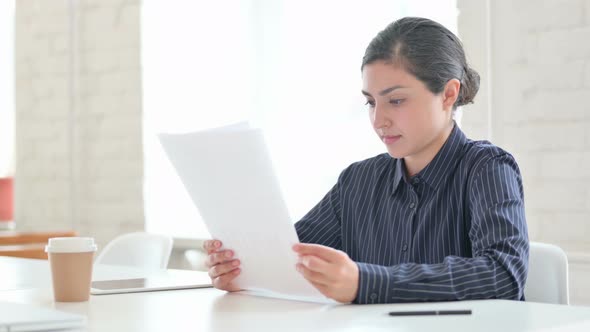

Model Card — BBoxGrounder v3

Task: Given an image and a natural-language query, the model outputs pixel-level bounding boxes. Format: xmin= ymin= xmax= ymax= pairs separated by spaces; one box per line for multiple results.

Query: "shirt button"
xmin=402 ymin=244 xmax=408 ymax=252
xmin=409 ymin=202 xmax=415 ymax=209
xmin=370 ymin=293 xmax=378 ymax=301
xmin=412 ymin=178 xmax=420 ymax=185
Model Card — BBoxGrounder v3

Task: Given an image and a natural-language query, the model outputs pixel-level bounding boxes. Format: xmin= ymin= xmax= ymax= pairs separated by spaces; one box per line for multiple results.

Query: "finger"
xmin=309 ymin=281 xmax=333 ymax=298
xmin=205 ymin=250 xmax=234 ymax=268
xmin=298 ymin=255 xmax=331 ymax=274
xmin=203 ymin=240 xmax=222 ymax=254
xmin=213 ymin=268 xmax=242 ymax=291
xmin=296 ymin=263 xmax=331 ymax=286
xmin=209 ymin=259 xmax=240 ymax=279
xmin=292 ymin=243 xmax=343 ymax=263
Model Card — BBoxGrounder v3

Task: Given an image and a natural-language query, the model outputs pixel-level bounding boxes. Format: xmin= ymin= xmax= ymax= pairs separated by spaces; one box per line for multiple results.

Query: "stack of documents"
xmin=0 ymin=301 xmax=86 ymax=331
xmin=158 ymin=123 xmax=329 ymax=303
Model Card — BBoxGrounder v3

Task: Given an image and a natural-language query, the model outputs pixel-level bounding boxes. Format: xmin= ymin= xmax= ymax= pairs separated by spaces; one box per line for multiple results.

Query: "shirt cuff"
xmin=354 ymin=262 xmax=393 ymax=304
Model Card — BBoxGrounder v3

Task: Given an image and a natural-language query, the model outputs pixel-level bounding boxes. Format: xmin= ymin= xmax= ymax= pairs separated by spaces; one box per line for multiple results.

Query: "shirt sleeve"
xmin=294 ymin=181 xmax=343 ymax=250
xmin=355 ymin=154 xmax=529 ymax=304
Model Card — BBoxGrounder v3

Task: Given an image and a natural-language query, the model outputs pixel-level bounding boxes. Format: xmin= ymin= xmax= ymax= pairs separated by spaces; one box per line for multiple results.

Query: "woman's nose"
xmin=372 ymin=104 xmax=390 ymax=129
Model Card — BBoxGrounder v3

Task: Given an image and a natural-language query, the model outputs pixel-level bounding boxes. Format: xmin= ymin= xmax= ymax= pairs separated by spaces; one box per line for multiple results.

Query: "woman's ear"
xmin=442 ymin=79 xmax=461 ymax=111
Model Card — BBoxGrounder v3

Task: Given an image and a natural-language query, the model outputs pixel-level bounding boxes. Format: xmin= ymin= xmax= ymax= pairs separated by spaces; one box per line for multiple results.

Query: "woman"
xmin=203 ymin=17 xmax=529 ymax=304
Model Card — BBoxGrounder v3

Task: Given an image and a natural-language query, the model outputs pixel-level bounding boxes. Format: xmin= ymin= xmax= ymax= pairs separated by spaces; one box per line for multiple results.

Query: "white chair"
xmin=524 ymin=242 xmax=569 ymax=305
xmin=94 ymin=232 xmax=173 ymax=271
xmin=183 ymin=249 xmax=208 ymax=272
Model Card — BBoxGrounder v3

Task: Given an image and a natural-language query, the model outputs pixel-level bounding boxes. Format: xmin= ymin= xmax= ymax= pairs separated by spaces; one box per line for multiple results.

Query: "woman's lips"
xmin=382 ymin=135 xmax=401 ymax=144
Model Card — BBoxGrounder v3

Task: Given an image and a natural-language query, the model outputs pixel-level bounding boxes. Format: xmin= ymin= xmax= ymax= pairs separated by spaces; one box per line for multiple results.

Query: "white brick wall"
xmin=459 ymin=0 xmax=590 ymax=306
xmin=15 ymin=0 xmax=143 ymax=248
xmin=455 ymin=0 xmax=494 ymax=141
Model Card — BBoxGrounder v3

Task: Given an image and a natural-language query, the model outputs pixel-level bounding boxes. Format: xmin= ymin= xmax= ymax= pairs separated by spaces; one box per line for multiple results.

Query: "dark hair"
xmin=362 ymin=17 xmax=480 ymax=108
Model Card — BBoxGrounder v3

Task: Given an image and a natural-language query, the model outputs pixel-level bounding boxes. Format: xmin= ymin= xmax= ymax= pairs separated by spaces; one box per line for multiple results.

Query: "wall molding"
xmin=568 ymin=252 xmax=590 ymax=265
xmin=173 ymin=237 xmax=205 ymax=251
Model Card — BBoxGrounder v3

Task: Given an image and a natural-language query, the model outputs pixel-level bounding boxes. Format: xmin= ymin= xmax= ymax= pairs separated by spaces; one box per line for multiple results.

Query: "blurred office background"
xmin=1 ymin=0 xmax=589 ymax=305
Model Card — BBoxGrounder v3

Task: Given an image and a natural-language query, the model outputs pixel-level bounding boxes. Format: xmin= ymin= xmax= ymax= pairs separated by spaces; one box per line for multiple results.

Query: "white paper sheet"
xmin=158 ymin=124 xmax=329 ymax=303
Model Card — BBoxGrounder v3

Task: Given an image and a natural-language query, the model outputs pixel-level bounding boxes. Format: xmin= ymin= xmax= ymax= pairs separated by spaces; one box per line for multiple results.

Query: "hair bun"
xmin=457 ymin=67 xmax=480 ymax=106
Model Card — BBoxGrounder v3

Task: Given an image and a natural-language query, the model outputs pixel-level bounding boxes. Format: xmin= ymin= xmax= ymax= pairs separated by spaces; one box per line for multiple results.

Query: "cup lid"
xmin=45 ymin=237 xmax=98 ymax=253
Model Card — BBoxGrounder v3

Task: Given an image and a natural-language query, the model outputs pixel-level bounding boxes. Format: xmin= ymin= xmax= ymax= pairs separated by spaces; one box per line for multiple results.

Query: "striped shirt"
xmin=295 ymin=123 xmax=529 ymax=304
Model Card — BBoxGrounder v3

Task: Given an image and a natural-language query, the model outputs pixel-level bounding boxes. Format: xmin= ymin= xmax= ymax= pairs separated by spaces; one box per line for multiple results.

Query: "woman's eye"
xmin=390 ymin=99 xmax=405 ymax=106
xmin=365 ymin=100 xmax=375 ymax=108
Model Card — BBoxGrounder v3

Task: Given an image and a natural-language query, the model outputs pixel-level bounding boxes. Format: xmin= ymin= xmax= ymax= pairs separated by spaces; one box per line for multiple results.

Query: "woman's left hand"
xmin=292 ymin=243 xmax=359 ymax=303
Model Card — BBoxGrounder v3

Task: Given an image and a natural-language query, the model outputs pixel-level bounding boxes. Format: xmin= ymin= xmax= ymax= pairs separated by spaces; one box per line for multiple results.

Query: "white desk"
xmin=1 ymin=256 xmax=590 ymax=332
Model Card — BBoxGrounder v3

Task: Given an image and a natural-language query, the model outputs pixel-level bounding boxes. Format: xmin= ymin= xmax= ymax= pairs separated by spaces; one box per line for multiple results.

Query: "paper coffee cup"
xmin=45 ymin=237 xmax=98 ymax=302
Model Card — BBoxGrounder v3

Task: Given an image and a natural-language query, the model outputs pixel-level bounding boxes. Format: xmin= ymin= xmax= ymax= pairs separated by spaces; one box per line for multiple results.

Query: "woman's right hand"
xmin=202 ymin=239 xmax=242 ymax=292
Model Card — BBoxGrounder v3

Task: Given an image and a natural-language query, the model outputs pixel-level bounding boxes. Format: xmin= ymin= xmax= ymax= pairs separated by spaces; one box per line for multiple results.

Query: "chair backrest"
xmin=94 ymin=232 xmax=173 ymax=270
xmin=524 ymin=242 xmax=569 ymax=305
xmin=183 ymin=249 xmax=208 ymax=272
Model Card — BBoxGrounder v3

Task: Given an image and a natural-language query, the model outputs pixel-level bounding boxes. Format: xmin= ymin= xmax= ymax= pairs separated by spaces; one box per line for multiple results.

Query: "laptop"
xmin=0 ymin=301 xmax=86 ymax=332
xmin=90 ymin=271 xmax=212 ymax=295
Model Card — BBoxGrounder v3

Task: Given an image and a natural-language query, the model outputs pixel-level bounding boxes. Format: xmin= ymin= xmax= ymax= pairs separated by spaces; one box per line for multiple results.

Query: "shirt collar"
xmin=391 ymin=123 xmax=467 ymax=193
xmin=391 ymin=157 xmax=404 ymax=194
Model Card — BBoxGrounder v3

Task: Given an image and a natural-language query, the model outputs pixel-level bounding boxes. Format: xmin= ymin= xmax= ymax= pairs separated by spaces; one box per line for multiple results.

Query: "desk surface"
xmin=2 ymin=256 xmax=590 ymax=332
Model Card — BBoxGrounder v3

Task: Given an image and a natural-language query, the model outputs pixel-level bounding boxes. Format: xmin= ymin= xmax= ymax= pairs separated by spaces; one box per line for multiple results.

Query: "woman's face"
xmin=362 ymin=61 xmax=454 ymax=161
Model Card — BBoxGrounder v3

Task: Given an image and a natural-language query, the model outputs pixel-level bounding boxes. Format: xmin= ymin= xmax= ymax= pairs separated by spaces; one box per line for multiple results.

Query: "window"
xmin=0 ymin=0 xmax=15 ymax=178
xmin=142 ymin=0 xmax=457 ymax=239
